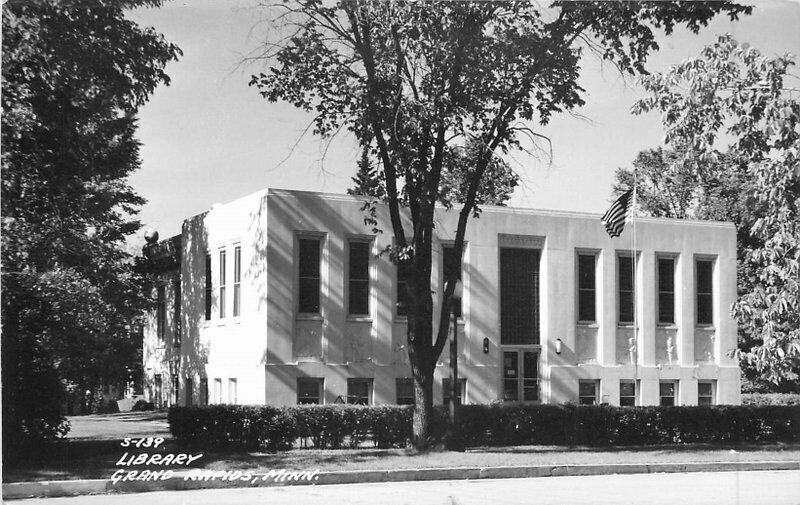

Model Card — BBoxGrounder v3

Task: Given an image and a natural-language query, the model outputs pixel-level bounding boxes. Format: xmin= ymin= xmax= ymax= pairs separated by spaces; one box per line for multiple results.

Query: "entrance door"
xmin=503 ymin=350 xmax=540 ymax=402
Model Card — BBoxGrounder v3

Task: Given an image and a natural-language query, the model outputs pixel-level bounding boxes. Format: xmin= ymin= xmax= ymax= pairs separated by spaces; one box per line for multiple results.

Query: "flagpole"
xmin=632 ymin=168 xmax=638 ymax=403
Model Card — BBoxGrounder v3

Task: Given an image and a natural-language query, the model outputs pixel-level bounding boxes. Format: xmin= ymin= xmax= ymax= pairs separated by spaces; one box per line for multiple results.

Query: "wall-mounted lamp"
xmin=483 ymin=338 xmax=490 ymax=354
xmin=555 ymin=338 xmax=563 ymax=355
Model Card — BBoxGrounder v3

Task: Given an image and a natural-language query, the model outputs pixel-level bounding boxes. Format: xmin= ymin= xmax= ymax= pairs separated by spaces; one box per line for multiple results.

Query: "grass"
xmin=4 ymin=411 xmax=799 ymax=483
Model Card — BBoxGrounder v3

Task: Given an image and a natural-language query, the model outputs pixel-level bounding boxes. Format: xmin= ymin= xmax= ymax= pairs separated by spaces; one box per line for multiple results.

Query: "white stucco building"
xmin=142 ymin=188 xmax=740 ymax=409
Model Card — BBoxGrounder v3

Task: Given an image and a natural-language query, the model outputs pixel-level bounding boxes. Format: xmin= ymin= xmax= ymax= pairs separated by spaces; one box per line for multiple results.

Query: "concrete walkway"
xmin=4 ymin=460 xmax=799 ymax=500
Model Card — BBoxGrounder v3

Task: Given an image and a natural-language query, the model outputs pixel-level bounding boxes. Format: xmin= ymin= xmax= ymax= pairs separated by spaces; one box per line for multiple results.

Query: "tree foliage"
xmin=632 ymin=35 xmax=800 ymax=384
xmin=251 ymin=0 xmax=749 ymax=445
xmin=1 ymin=0 xmax=180 ymax=453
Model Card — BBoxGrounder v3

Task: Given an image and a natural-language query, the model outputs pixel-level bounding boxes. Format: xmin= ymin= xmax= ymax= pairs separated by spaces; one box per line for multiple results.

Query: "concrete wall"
xmin=144 ymin=187 xmax=740 ymax=408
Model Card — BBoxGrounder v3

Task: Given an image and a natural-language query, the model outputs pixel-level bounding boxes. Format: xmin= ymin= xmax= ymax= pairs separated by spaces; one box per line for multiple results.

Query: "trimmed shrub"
xmin=132 ymin=400 xmax=155 ymax=411
xmin=742 ymin=393 xmax=800 ymax=406
xmin=168 ymin=403 xmax=800 ymax=451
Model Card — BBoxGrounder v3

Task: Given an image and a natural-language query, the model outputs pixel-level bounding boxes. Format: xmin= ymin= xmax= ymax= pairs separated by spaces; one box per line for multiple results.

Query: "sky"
xmin=127 ymin=0 xmax=800 ymax=241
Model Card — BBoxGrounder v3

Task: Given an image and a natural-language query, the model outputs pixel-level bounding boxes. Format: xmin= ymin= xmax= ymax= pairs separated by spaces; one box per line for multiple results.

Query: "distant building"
xmin=142 ymin=188 xmax=739 ymax=408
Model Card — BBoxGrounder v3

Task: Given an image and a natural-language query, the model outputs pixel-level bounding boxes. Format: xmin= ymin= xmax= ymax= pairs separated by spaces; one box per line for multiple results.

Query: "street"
xmin=9 ymin=470 xmax=800 ymax=505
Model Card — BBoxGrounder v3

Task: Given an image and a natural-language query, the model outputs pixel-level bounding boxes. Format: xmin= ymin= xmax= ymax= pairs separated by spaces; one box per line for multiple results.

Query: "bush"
xmin=168 ymin=403 xmax=800 ymax=451
xmin=741 ymin=393 xmax=800 ymax=406
xmin=132 ymin=400 xmax=155 ymax=411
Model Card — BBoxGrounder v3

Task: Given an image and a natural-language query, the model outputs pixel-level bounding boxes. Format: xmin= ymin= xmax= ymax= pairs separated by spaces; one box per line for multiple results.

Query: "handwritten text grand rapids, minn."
xmin=111 ymin=437 xmax=320 ymax=485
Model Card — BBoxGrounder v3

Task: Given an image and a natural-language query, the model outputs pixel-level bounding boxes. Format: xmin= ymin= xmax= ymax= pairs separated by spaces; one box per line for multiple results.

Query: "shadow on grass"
xmin=466 ymin=442 xmax=800 ymax=455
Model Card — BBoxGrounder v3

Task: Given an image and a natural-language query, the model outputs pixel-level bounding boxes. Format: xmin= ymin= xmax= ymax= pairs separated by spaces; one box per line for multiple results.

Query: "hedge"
xmin=169 ymin=403 xmax=800 ymax=451
xmin=741 ymin=393 xmax=800 ymax=406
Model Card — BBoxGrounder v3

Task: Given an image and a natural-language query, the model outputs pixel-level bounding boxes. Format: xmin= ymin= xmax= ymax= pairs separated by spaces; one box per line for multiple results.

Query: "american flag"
xmin=601 ymin=189 xmax=634 ymax=238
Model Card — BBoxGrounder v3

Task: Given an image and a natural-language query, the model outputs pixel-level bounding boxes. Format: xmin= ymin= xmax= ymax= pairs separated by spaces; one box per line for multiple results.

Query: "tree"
xmin=632 ymin=34 xmax=800 ymax=384
xmin=1 ymin=0 xmax=180 ymax=455
xmin=251 ymin=0 xmax=750 ymax=446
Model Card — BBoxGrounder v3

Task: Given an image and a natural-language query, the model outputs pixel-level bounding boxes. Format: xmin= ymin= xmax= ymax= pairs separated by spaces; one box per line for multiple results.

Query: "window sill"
xmin=576 ymin=322 xmax=599 ymax=328
xmin=346 ymin=315 xmax=373 ymax=323
xmin=617 ymin=324 xmax=638 ymax=329
xmin=695 ymin=325 xmax=716 ymax=330
xmin=296 ymin=314 xmax=324 ymax=322
xmin=657 ymin=323 xmax=678 ymax=330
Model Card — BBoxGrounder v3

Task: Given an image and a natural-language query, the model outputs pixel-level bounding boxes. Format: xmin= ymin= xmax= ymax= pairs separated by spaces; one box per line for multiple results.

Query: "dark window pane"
xmin=619 ymin=256 xmax=634 ymax=291
xmin=523 ymin=351 xmax=538 ymax=379
xmin=396 ymin=379 xmax=415 ymax=405
xmin=500 ymin=248 xmax=540 ymax=345
xmin=348 ymin=242 xmax=370 ymax=315
xmin=658 ymin=258 xmax=675 ymax=324
xmin=618 ymin=256 xmax=635 ymax=323
xmin=619 ymin=292 xmax=634 ymax=323
xmin=659 ymin=294 xmax=675 ymax=324
xmin=578 ymin=291 xmax=596 ymax=322
xmin=205 ymin=254 xmax=212 ymax=320
xmin=396 ymin=262 xmax=411 ymax=317
xmin=442 ymin=246 xmax=462 ymax=317
xmin=443 ymin=378 xmax=466 ymax=404
xmin=578 ymin=255 xmax=596 ymax=289
xmin=620 ymin=382 xmax=635 ymax=397
xmin=696 ymin=260 xmax=714 ymax=325
xmin=659 ymin=382 xmax=675 ymax=396
xmin=298 ymin=238 xmax=321 ymax=313
xmin=698 ymin=382 xmax=713 ymax=396
xmin=297 ymin=378 xmax=322 ymax=404
xmin=347 ymin=379 xmax=371 ymax=405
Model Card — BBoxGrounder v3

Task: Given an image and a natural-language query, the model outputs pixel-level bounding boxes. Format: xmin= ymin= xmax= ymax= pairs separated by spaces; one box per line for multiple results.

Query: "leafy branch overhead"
xmin=633 ymin=35 xmax=800 ymax=383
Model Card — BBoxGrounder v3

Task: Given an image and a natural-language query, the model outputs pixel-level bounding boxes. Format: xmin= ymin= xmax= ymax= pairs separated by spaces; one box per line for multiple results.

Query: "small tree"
xmin=251 ymin=0 xmax=749 ymax=446
xmin=632 ymin=35 xmax=800 ymax=384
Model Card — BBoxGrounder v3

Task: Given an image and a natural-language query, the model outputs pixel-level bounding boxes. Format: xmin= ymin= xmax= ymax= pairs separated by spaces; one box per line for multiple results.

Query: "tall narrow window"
xmin=219 ymin=249 xmax=226 ymax=318
xmin=618 ymin=255 xmax=635 ymax=324
xmin=577 ymin=254 xmax=596 ymax=323
xmin=185 ymin=378 xmax=193 ymax=406
xmin=396 ymin=262 xmax=411 ymax=317
xmin=442 ymin=245 xmax=462 ymax=317
xmin=696 ymin=259 xmax=714 ymax=326
xmin=228 ymin=378 xmax=237 ymax=404
xmin=173 ymin=277 xmax=181 ymax=345
xmin=500 ymin=248 xmax=540 ymax=345
xmin=233 ymin=246 xmax=241 ymax=317
xmin=156 ymin=285 xmax=166 ymax=340
xmin=213 ymin=378 xmax=222 ymax=403
xmin=658 ymin=257 xmax=675 ymax=324
xmin=204 ymin=253 xmax=212 ymax=321
xmin=200 ymin=378 xmax=208 ymax=406
xmin=298 ymin=238 xmax=321 ymax=313
xmin=348 ymin=241 xmax=370 ymax=316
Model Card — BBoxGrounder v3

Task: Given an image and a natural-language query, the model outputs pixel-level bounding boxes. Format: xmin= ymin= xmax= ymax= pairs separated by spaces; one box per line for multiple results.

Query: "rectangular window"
xmin=214 ymin=378 xmax=222 ymax=404
xmin=156 ymin=285 xmax=166 ymax=340
xmin=200 ymin=378 xmax=208 ymax=406
xmin=396 ymin=378 xmax=415 ymax=405
xmin=618 ymin=255 xmax=636 ymax=324
xmin=297 ymin=377 xmax=323 ymax=404
xmin=577 ymin=254 xmax=597 ymax=322
xmin=619 ymin=381 xmax=637 ymax=407
xmin=346 ymin=378 xmax=373 ymax=405
xmin=396 ymin=262 xmax=411 ymax=317
xmin=698 ymin=381 xmax=715 ymax=406
xmin=578 ymin=380 xmax=599 ymax=405
xmin=219 ymin=249 xmax=226 ymax=318
xmin=233 ymin=246 xmax=241 ymax=317
xmin=204 ymin=253 xmax=212 ymax=320
xmin=658 ymin=257 xmax=675 ymax=324
xmin=659 ymin=381 xmax=678 ymax=406
xmin=173 ymin=278 xmax=181 ymax=345
xmin=172 ymin=375 xmax=179 ymax=406
xmin=298 ymin=238 xmax=321 ymax=314
xmin=228 ymin=378 xmax=237 ymax=404
xmin=696 ymin=259 xmax=714 ymax=326
xmin=500 ymin=248 xmax=540 ymax=345
xmin=348 ymin=241 xmax=370 ymax=316
xmin=442 ymin=378 xmax=466 ymax=405
xmin=185 ymin=378 xmax=193 ymax=406
xmin=154 ymin=374 xmax=162 ymax=408
xmin=442 ymin=246 xmax=463 ymax=318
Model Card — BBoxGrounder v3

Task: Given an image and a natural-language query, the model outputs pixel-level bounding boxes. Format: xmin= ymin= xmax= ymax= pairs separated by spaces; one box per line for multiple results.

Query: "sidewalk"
xmin=4 ymin=460 xmax=800 ymax=500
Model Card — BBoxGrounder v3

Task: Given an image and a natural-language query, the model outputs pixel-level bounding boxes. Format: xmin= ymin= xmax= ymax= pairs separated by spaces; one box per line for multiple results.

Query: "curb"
xmin=4 ymin=461 xmax=800 ymax=500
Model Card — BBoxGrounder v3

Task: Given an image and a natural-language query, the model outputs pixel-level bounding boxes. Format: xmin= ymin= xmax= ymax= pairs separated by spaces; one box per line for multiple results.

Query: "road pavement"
xmin=9 ymin=470 xmax=800 ymax=505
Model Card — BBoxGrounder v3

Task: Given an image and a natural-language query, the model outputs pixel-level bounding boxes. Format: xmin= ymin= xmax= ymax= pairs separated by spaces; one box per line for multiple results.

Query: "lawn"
xmin=4 ymin=412 xmax=800 ymax=483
